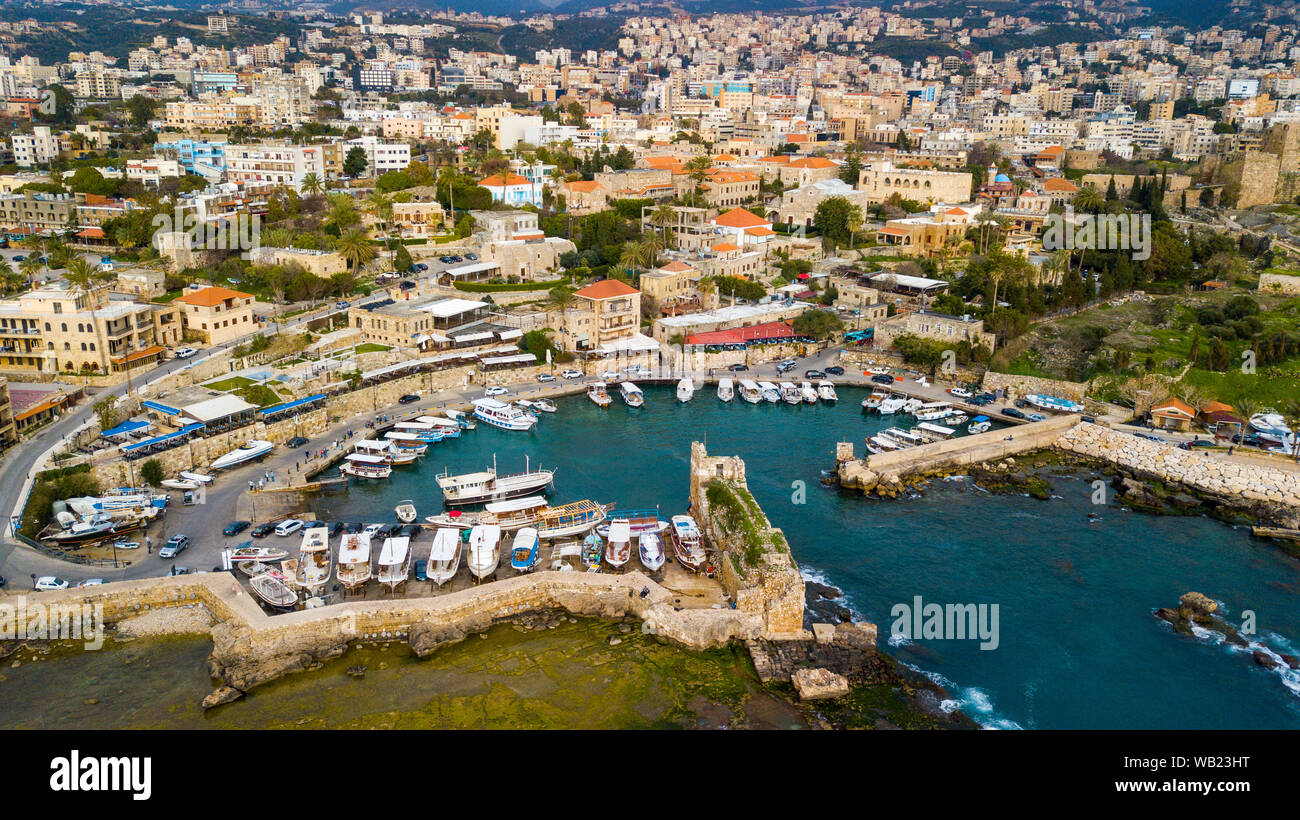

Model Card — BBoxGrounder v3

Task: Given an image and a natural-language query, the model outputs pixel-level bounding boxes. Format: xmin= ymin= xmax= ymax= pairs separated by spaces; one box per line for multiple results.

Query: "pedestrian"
xmin=1229 ymin=446 xmax=1235 ymax=456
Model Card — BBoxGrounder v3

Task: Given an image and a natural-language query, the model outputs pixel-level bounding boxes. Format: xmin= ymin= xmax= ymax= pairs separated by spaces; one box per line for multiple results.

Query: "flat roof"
xmin=418 ymin=298 xmax=489 ymax=318
xmin=181 ymin=394 xmax=256 ymax=422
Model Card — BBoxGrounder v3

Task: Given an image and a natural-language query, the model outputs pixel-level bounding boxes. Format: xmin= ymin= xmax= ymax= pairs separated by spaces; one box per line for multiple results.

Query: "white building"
xmin=11 ymin=126 xmax=58 ymax=168
xmin=344 ymin=136 xmax=411 ymax=175
xmin=225 ymin=143 xmax=326 ymax=190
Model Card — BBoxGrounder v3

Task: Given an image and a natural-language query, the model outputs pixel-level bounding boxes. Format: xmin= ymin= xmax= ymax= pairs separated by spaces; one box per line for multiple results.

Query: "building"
xmin=859 ymin=161 xmax=973 ymax=205
xmin=1151 ymin=398 xmax=1196 ymax=432
xmin=710 ymin=207 xmax=776 ymax=248
xmin=479 ymin=173 xmax=541 ymax=207
xmin=225 ymin=143 xmax=325 ymax=190
xmin=639 ymin=260 xmax=700 ymax=315
xmin=0 ymin=282 xmax=166 ymax=375
xmin=10 ymin=126 xmax=59 ymax=168
xmin=114 ymin=267 xmax=167 ymax=299
xmin=174 ymin=285 xmax=257 ymax=345
xmin=391 ymin=198 xmax=445 ymax=238
xmin=562 ymin=279 xmax=643 ymax=353
xmin=0 ymin=378 xmax=18 ymax=451
xmin=248 ymin=246 xmax=347 ymax=277
xmin=344 ymin=136 xmax=410 ymax=175
xmin=872 ymin=310 xmax=997 ymax=353
xmin=8 ymin=380 xmax=81 ymax=434
xmin=769 ymin=177 xmax=870 ymax=228
xmin=470 ymin=209 xmax=574 ymax=280
xmin=652 ymin=300 xmax=812 ymax=344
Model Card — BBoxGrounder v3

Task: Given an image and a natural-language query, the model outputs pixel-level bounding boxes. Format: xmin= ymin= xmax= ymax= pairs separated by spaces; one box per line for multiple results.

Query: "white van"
xmin=274 ymin=518 xmax=304 ymax=536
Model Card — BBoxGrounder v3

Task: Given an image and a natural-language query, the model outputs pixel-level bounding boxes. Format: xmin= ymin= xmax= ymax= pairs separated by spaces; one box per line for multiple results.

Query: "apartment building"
xmin=10 ymin=126 xmax=59 ymax=168
xmin=562 ymin=279 xmax=642 ymax=353
xmin=174 ymin=285 xmax=257 ymax=345
xmin=164 ymin=98 xmax=260 ymax=131
xmin=0 ymin=283 xmax=165 ymax=375
xmin=345 ymin=135 xmax=411 ymax=175
xmin=225 ymin=142 xmax=326 ymax=190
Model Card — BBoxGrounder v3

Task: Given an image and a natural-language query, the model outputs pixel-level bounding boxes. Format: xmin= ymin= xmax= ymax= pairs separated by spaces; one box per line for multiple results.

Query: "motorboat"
xmin=913 ymin=401 xmax=955 ymax=422
xmin=668 ymin=515 xmax=706 ymax=573
xmin=161 ymin=478 xmax=200 ymax=491
xmin=535 ymin=499 xmax=608 ymax=539
xmin=471 ymin=398 xmax=538 ymax=431
xmin=605 ymin=519 xmax=632 ymax=567
xmin=229 ymin=544 xmax=289 ymax=562
xmin=467 ymin=523 xmax=501 ymax=581
xmin=676 ymin=377 xmax=694 ymax=402
xmin=587 ymin=381 xmax=612 ymax=407
xmin=717 ymin=378 xmax=734 ymax=402
xmin=757 ymin=381 xmax=781 ymax=403
xmin=377 ymin=536 xmax=412 ymax=591
xmin=340 ymin=453 xmax=392 ymax=479
xmin=947 ymin=411 xmax=969 ymax=426
xmin=901 ymin=398 xmax=924 ymax=414
xmin=336 ymin=531 xmax=372 ymax=591
xmin=384 ymin=431 xmax=430 ymax=454
xmin=355 ymin=438 xmax=416 ymax=466
xmin=619 ymin=381 xmax=644 ymax=408
xmin=391 ymin=421 xmax=445 ymax=443
xmin=444 ymin=409 xmax=476 ymax=430
xmin=1025 ymin=394 xmax=1085 ymax=414
xmin=878 ymin=394 xmax=908 ymax=415
xmin=394 ymin=500 xmax=417 ymax=523
xmin=799 ymin=381 xmax=818 ymax=404
xmin=180 ymin=471 xmax=213 ymax=484
xmin=250 ymin=572 xmax=298 ymax=610
xmin=1249 ymin=412 xmax=1296 ymax=447
xmin=427 ymin=528 xmax=461 ymax=585
xmin=778 ymin=382 xmax=801 ymax=405
xmin=595 ymin=509 xmax=667 ymax=537
xmin=415 ymin=416 xmax=463 ymax=438
xmin=638 ymin=531 xmax=665 ymax=572
xmin=39 ymin=513 xmax=133 ymax=546
xmin=968 ymin=415 xmax=992 ymax=434
xmin=509 ymin=527 xmax=540 ymax=572
xmin=531 ymin=398 xmax=557 ymax=414
xmin=210 ymin=440 xmax=273 ymax=471
xmin=294 ymin=526 xmax=332 ymax=595
xmin=581 ymin=531 xmax=603 ymax=571
xmin=436 ymin=456 xmax=553 ymax=506
xmin=737 ymin=379 xmax=762 ymax=404
xmin=861 ymin=390 xmax=886 ymax=410
xmin=817 ymin=380 xmax=837 ymax=402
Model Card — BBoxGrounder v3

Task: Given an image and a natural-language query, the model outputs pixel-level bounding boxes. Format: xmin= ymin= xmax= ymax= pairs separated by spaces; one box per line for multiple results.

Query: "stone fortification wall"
xmin=980 ymin=371 xmax=1090 ymax=402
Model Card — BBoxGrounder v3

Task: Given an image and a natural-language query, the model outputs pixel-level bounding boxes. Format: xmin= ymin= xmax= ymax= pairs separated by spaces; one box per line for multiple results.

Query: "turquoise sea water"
xmin=312 ymin=384 xmax=1300 ymax=729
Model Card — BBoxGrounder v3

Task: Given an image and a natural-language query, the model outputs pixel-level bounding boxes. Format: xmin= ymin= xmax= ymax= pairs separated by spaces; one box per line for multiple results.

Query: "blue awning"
xmin=120 ymin=423 xmax=205 ymax=453
xmin=142 ymin=400 xmax=181 ymax=416
xmin=100 ymin=419 xmax=152 ymax=438
xmin=259 ymin=393 xmax=326 ymax=416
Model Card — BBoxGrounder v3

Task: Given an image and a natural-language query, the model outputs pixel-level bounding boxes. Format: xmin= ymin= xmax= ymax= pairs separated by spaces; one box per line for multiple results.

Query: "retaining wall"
xmin=980 ymin=371 xmax=1091 ymax=402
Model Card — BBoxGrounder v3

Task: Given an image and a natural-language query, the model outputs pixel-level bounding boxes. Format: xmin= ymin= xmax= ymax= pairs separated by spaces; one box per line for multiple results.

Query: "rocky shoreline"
xmin=1156 ymin=591 xmax=1300 ymax=674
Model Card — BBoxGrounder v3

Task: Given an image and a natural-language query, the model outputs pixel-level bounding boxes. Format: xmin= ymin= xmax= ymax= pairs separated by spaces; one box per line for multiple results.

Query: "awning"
xmin=259 ymin=393 xmax=326 ymax=416
xmin=142 ymin=400 xmax=180 ymax=416
xmin=111 ymin=344 xmax=165 ymax=364
xmin=100 ymin=419 xmax=152 ymax=438
xmin=595 ymin=333 xmax=660 ymax=354
xmin=120 ymin=422 xmax=205 ymax=453
xmin=452 ymin=331 xmax=495 ymax=345
xmin=479 ymin=353 xmax=537 ymax=366
xmin=496 ymin=328 xmax=523 ymax=341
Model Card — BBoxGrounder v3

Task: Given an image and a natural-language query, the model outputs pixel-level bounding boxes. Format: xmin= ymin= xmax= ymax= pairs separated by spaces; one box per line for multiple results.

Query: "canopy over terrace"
xmin=591 ymin=333 xmax=660 ymax=357
xmin=99 ymin=419 xmax=153 ymax=439
xmin=120 ymin=422 xmax=205 ymax=460
xmin=259 ymin=393 xmax=326 ymax=421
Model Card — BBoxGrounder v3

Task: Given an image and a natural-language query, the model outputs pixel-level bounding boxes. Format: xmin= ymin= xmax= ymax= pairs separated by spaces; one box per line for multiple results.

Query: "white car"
xmin=174 ymin=347 xmax=198 ymax=359
xmin=35 ymin=576 xmax=69 ymax=591
xmin=78 ymin=579 xmax=105 ymax=588
xmin=275 ymin=518 xmax=305 ymax=536
xmin=363 ymin=524 xmax=384 ymax=538
xmin=600 ymin=371 xmax=621 ymax=382
xmin=948 ymin=387 xmax=972 ymax=399
xmin=484 ymin=386 xmax=508 ymax=397
xmin=561 ymin=369 xmax=583 ymax=380
xmin=112 ymin=540 xmax=140 ymax=551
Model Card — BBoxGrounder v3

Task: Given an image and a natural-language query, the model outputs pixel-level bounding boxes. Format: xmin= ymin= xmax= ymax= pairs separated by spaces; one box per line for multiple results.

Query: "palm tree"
xmin=846 ymin=204 xmax=863 ymax=250
xmin=19 ymin=253 xmax=43 ymax=286
xmin=1073 ymin=185 xmax=1103 ymax=215
xmin=336 ymin=228 xmax=376 ymax=272
xmin=326 ymin=193 xmax=360 ymax=231
xmin=366 ymin=191 xmax=393 ymax=236
xmin=300 ymin=173 xmax=324 ymax=196
xmin=437 ymin=166 xmax=459 ymax=220
xmin=64 ymin=257 xmax=111 ymax=373
xmin=547 ymin=286 xmax=576 ymax=343
xmin=650 ymin=204 xmax=676 ymax=247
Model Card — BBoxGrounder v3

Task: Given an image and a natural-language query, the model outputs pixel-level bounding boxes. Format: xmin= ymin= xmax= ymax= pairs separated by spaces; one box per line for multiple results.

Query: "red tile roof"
xmin=575 ymin=279 xmax=639 ymax=300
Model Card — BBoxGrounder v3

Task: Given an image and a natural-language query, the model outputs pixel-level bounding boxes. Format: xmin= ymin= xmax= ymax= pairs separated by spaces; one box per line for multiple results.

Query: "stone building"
xmin=872 ymin=309 xmax=997 ymax=353
xmin=561 ymin=279 xmax=643 ymax=353
xmin=175 ymin=285 xmax=257 ymax=346
xmin=859 ymin=161 xmax=973 ymax=205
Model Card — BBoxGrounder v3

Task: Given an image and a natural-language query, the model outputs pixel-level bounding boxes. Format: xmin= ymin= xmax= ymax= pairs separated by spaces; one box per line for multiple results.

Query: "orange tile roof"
xmin=1153 ymin=398 xmax=1196 ymax=417
xmin=564 ymin=180 xmax=603 ymax=193
xmin=788 ymin=156 xmax=836 ymax=169
xmin=175 ymin=285 xmax=253 ymax=307
xmin=657 ymin=261 xmax=694 ymax=272
xmin=1043 ymin=177 xmax=1079 ymax=192
xmin=575 ymin=279 xmax=639 ymax=300
xmin=744 ymin=226 xmax=776 ymax=236
xmin=759 ymin=155 xmax=792 ymax=165
xmin=711 ymin=242 xmax=741 ymax=252
xmin=479 ymin=173 xmax=530 ymax=187
xmin=712 ymin=207 xmax=768 ymax=229
xmin=641 ymin=155 xmax=686 ymax=172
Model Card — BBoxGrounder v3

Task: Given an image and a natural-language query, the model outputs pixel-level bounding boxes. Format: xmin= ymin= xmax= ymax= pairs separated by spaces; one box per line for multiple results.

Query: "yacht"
xmin=471 ymin=398 xmax=538 ymax=431
xmin=737 ymin=379 xmax=762 ymax=404
xmin=799 ymin=381 xmax=818 ymax=404
xmin=1249 ymin=412 xmax=1296 ymax=448
xmin=757 ymin=381 xmax=781 ymax=403
xmin=878 ymin=394 xmax=909 ymax=415
xmin=716 ymin=378 xmax=734 ymax=402
xmin=619 ymin=381 xmax=645 ymax=408
xmin=436 ymin=455 xmax=554 ymax=505
xmin=210 ymin=440 xmax=273 ymax=471
xmin=676 ymin=377 xmax=694 ymax=402
xmin=817 ymin=380 xmax=838 ymax=402
xmin=294 ymin=526 xmax=332 ymax=596
xmin=1025 ymin=394 xmax=1085 ymax=414
xmin=587 ymin=381 xmax=612 ymax=407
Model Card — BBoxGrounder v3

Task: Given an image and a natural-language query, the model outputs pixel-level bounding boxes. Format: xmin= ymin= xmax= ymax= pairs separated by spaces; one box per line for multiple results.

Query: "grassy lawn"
xmin=1180 ymin=360 xmax=1300 ymax=407
xmin=203 ymin=376 xmax=256 ymax=392
xmin=354 ymin=343 xmax=392 ymax=354
xmin=235 ymin=384 xmax=282 ymax=407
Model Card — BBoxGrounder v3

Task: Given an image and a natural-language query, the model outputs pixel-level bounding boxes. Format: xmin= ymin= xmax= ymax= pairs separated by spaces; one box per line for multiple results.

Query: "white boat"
xmin=799 ymin=381 xmax=818 ymax=403
xmin=757 ymin=381 xmax=781 ymax=403
xmin=605 ymin=519 xmax=632 ymax=567
xmin=161 ymin=478 xmax=200 ymax=490
xmin=337 ymin=531 xmax=372 ymax=591
xmin=509 ymin=527 xmax=540 ymax=572
xmin=377 ymin=536 xmax=412 ymax=591
xmin=862 ymin=390 xmax=886 ymax=410
xmin=467 ymin=523 xmax=501 ymax=581
xmin=668 ymin=515 xmax=706 ymax=572
xmin=179 ymin=471 xmax=213 ymax=484
xmin=916 ymin=422 xmax=955 ymax=442
xmin=210 ymin=440 xmax=273 ymax=471
xmin=595 ymin=509 xmax=667 ymax=537
xmin=436 ymin=456 xmax=554 ymax=506
xmin=535 ymin=499 xmax=607 ymax=539
xmin=472 ymin=397 xmax=538 ymax=431
xmin=427 ymin=528 xmax=462 ymax=585
xmin=638 ymin=531 xmax=665 ymax=572
xmin=532 ymin=398 xmax=557 ymax=413
xmin=384 ymin=431 xmax=430 ymax=455
xmin=913 ymin=401 xmax=955 ymax=422
xmin=817 ymin=380 xmax=837 ymax=402
xmin=878 ymin=394 xmax=908 ymax=414
xmin=866 ymin=435 xmax=899 ymax=454
xmin=294 ymin=526 xmax=332 ymax=595
xmin=391 ymin=421 xmax=444 ymax=443
xmin=445 ymin=409 xmax=476 ymax=430
xmin=416 ymin=415 xmax=464 ymax=435
xmin=1025 ymin=393 xmax=1085 ymax=414
xmin=394 ymin=500 xmax=417 ymax=523
xmin=587 ymin=381 xmax=611 ymax=407
xmin=968 ymin=415 xmax=992 ymax=434
xmin=250 ymin=572 xmax=298 ymax=610
xmin=717 ymin=378 xmax=734 ymax=402
xmin=355 ymin=438 xmax=416 ymax=465
xmin=778 ymin=382 xmax=801 ymax=405
xmin=619 ymin=381 xmax=644 ymax=407
xmin=340 ymin=453 xmax=392 ymax=479
xmin=901 ymin=398 xmax=924 ymax=414
xmin=737 ymin=379 xmax=762 ymax=404
xmin=881 ymin=427 xmax=925 ymax=448
xmin=1249 ymin=412 xmax=1296 ymax=447
xmin=676 ymin=377 xmax=694 ymax=402
xmin=947 ymin=411 xmax=969 ymax=425
xmin=229 ymin=544 xmax=290 ymax=562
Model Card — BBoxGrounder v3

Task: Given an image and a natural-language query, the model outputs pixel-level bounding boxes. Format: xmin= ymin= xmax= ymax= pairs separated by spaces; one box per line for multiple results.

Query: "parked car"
xmin=1179 ymin=439 xmax=1217 ymax=450
xmin=325 ymin=521 xmax=345 ymax=537
xmin=286 ymin=436 xmax=309 ymax=448
xmin=536 ymin=373 xmax=556 ymax=383
xmin=35 ymin=576 xmax=70 ymax=591
xmin=400 ymin=280 xmax=415 ymax=290
xmin=561 ymin=369 xmax=583 ymax=380
xmin=464 ymin=252 xmax=478 ymax=261
xmin=414 ymin=559 xmax=428 ymax=582
xmin=871 ymin=374 xmax=895 ymax=385
xmin=1025 ymin=412 xmax=1048 ymax=422
xmin=174 ymin=347 xmax=198 ymax=359
xmin=416 ymin=263 xmax=428 ymax=271
xmin=1014 ymin=398 xmax=1031 ymax=408
xmin=824 ymin=366 xmax=845 ymax=375
xmin=1231 ymin=433 xmax=1265 ymax=447
xmin=1134 ymin=432 xmax=1165 ymax=443
xmin=159 ymin=535 xmax=190 ymax=558
xmin=363 ymin=524 xmax=384 ymax=538
xmin=344 ymin=521 xmax=364 ymax=534
xmin=727 ymin=363 xmax=749 ymax=372
xmin=398 ymin=394 xmax=420 ymax=404
xmin=335 ymin=300 xmax=350 ymax=309
xmin=970 ymin=396 xmax=992 ymax=406
xmin=600 ymin=371 xmax=620 ymax=382
xmin=0 ymin=574 xmax=6 ymax=588
xmin=1081 ymin=415 xmax=1097 ymax=424
xmin=804 ymin=369 xmax=826 ymax=379
xmin=275 ymin=519 xmax=304 ymax=536
xmin=975 ymin=393 xmax=997 ymax=403
xmin=484 ymin=386 xmax=508 ymax=397
xmin=223 ymin=521 xmax=251 ymax=536
xmin=948 ymin=387 xmax=972 ymax=399
xmin=1001 ymin=408 xmax=1027 ymax=419
xmin=401 ymin=523 xmax=421 ymax=537
xmin=251 ymin=522 xmax=276 ymax=538
xmin=776 ymin=362 xmax=796 ymax=374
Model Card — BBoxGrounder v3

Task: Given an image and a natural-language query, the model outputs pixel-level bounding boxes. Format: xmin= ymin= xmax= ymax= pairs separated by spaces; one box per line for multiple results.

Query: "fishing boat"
xmin=737 ymin=379 xmax=762 ymax=404
xmin=445 ymin=409 xmax=476 ymax=430
xmin=336 ymin=531 xmax=372 ymax=591
xmin=581 ymin=531 xmax=604 ymax=571
xmin=800 ymin=381 xmax=818 ymax=404
xmin=668 ymin=515 xmax=706 ymax=573
xmin=509 ymin=527 xmax=540 ymax=572
xmin=180 ymin=471 xmax=213 ymax=484
xmin=355 ymin=438 xmax=417 ymax=465
xmin=595 ymin=508 xmax=667 ymax=537
xmin=817 ymin=380 xmax=838 ymax=402
xmin=901 ymin=398 xmax=924 ymax=414
xmin=916 ymin=422 xmax=955 ymax=442
xmin=295 ymin=526 xmax=332 ymax=595
xmin=250 ymin=572 xmax=298 ymax=611
xmin=968 ymin=415 xmax=992 ymax=434
xmin=717 ymin=378 xmax=734 ymax=402
xmin=436 ymin=455 xmax=554 ymax=505
xmin=210 ymin=440 xmax=274 ymax=471
xmin=229 ymin=544 xmax=289 ymax=562
xmin=861 ymin=390 xmax=886 ymax=410
xmin=161 ymin=478 xmax=200 ymax=490
xmin=237 ymin=560 xmax=270 ymax=577
xmin=394 ymin=500 xmax=417 ymax=523
xmin=340 ymin=453 xmax=392 ymax=479
xmin=605 ymin=519 xmax=632 ymax=567
xmin=587 ymin=381 xmax=612 ymax=407
xmin=619 ymin=381 xmax=644 ymax=407
xmin=1025 ymin=394 xmax=1085 ymax=414
xmin=536 ymin=499 xmax=607 ymax=539
xmin=676 ymin=377 xmax=694 ymax=402
xmin=467 ymin=523 xmax=501 ymax=581
xmin=531 ymin=398 xmax=557 ymax=413
xmin=878 ymin=394 xmax=908 ymax=415
xmin=638 ymin=531 xmax=665 ymax=572
xmin=913 ymin=401 xmax=955 ymax=422
xmin=758 ymin=381 xmax=781 ymax=403
xmin=778 ymin=382 xmax=801 ymax=404
xmin=881 ymin=427 xmax=925 ymax=448
xmin=427 ymin=528 xmax=462 ymax=585
xmin=377 ymin=536 xmax=412 ymax=591
xmin=384 ymin=431 xmax=430 ymax=455
xmin=947 ymin=410 xmax=969 ymax=425
xmin=39 ymin=513 xmax=135 ymax=546
xmin=390 ymin=422 xmax=443 ymax=443
xmin=866 ymin=435 xmax=899 ymax=454
xmin=415 ymin=416 xmax=463 ymax=438
xmin=472 ymin=397 xmax=538 ymax=431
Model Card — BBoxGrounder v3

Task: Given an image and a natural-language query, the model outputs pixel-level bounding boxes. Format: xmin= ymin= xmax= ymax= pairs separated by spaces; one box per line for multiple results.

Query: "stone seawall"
xmin=980 ymin=371 xmax=1091 ymax=402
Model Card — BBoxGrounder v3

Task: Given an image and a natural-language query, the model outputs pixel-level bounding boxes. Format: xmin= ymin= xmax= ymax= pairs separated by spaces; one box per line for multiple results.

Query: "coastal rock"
xmin=834 ymin=622 xmax=878 ymax=652
xmin=408 ymin=622 xmax=468 ymax=658
xmin=791 ymin=667 xmax=850 ymax=700
xmin=117 ymin=606 xmax=214 ymax=638
xmin=1252 ymin=651 xmax=1279 ymax=670
xmin=221 ymin=652 xmax=313 ymax=691
xmin=812 ymin=623 xmax=836 ymax=644
xmin=1179 ymin=592 xmax=1219 ymax=617
xmin=201 ymin=686 xmax=244 ymax=710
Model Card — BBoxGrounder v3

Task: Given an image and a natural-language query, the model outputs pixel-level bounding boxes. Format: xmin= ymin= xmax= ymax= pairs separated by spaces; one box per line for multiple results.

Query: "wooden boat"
xmin=336 ymin=531 xmax=372 ymax=591
xmin=779 ymin=382 xmax=801 ymax=405
xmin=427 ymin=528 xmax=462 ymax=585
xmin=535 ymin=499 xmax=607 ymax=539
xmin=355 ymin=438 xmax=417 ymax=465
xmin=866 ymin=435 xmax=900 ymax=454
xmin=509 ymin=527 xmax=540 ymax=572
xmin=377 ymin=536 xmax=412 ymax=591
xmin=250 ymin=572 xmax=298 ymax=610
xmin=717 ymin=378 xmax=734 ymax=402
xmin=916 ymin=422 xmax=956 ymax=442
xmin=668 ymin=515 xmax=706 ymax=573
xmin=237 ymin=560 xmax=268 ymax=577
xmin=757 ymin=381 xmax=780 ymax=403
xmin=467 ymin=523 xmax=501 ymax=581
xmin=394 ymin=500 xmax=417 ymax=523
xmin=587 ymin=381 xmax=611 ymax=407
xmin=384 ymin=431 xmax=431 ymax=454
xmin=619 ymin=381 xmax=644 ymax=408
xmin=580 ymin=531 xmax=603 ymax=571
xmin=605 ymin=519 xmax=632 ymax=567
xmin=436 ymin=455 xmax=553 ymax=505
xmin=638 ymin=530 xmax=665 ymax=572
xmin=862 ymin=390 xmax=886 ymax=410
xmin=340 ymin=453 xmax=392 ymax=479
xmin=427 ymin=495 xmax=549 ymax=531
xmin=913 ymin=401 xmax=955 ymax=422
xmin=737 ymin=379 xmax=762 ymax=404
xmin=595 ymin=508 xmax=666 ymax=537
xmin=444 ymin=409 xmax=476 ymax=430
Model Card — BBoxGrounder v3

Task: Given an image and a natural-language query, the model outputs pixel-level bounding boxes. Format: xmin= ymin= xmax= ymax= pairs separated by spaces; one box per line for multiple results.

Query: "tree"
xmin=140 ymin=459 xmax=164 ymax=488
xmin=325 ymin=193 xmax=360 ymax=231
xmin=300 ymin=173 xmax=324 ymax=196
xmin=393 ymin=243 xmax=413 ymax=273
xmin=336 ymin=228 xmax=376 ymax=272
xmin=127 ymin=94 xmax=159 ymax=129
xmin=792 ymin=309 xmax=843 ymax=339
xmin=813 ymin=195 xmax=856 ymax=246
xmin=63 ymin=257 xmax=111 ymax=372
xmin=343 ymin=146 xmax=368 ymax=178
xmin=685 ymin=154 xmax=712 ymax=202
xmin=93 ymin=398 xmax=120 ymax=431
